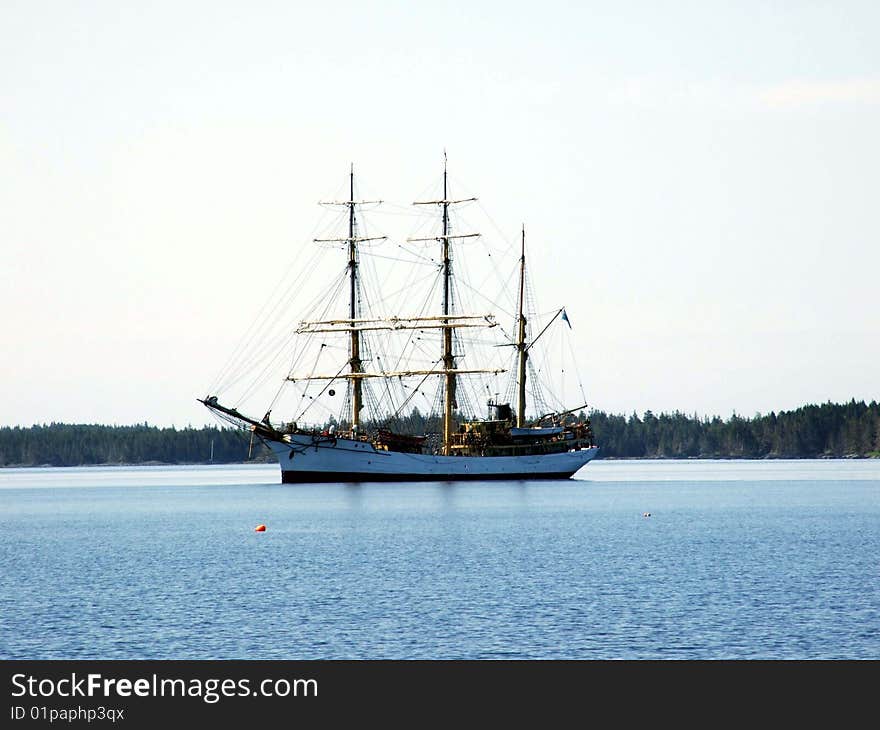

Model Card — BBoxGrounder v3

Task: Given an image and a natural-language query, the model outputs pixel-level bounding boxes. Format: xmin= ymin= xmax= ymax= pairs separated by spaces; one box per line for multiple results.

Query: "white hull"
xmin=266 ymin=433 xmax=598 ymax=482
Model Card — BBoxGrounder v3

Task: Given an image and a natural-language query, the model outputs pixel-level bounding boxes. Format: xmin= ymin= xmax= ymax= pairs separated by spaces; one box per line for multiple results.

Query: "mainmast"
xmin=314 ymin=166 xmax=384 ymax=432
xmin=440 ymin=159 xmax=455 ymax=453
xmin=412 ymin=154 xmax=478 ymax=454
xmin=516 ymin=226 xmax=527 ymax=428
xmin=347 ymin=165 xmax=362 ymax=431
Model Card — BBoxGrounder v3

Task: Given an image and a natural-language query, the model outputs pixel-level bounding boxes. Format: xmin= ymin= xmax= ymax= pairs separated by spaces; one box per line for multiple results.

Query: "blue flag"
xmin=561 ymin=309 xmax=572 ymax=328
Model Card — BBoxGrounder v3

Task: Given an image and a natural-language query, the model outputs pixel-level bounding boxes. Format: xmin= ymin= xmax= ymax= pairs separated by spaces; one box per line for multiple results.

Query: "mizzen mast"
xmin=516 ymin=226 xmax=528 ymax=428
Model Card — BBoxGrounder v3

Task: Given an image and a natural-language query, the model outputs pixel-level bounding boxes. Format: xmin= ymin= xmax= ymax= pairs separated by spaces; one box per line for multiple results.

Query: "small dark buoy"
xmin=642 ymin=512 xmax=651 ymax=518
xmin=255 ymin=524 xmax=267 ymax=532
xmin=328 ymin=389 xmax=336 ymax=396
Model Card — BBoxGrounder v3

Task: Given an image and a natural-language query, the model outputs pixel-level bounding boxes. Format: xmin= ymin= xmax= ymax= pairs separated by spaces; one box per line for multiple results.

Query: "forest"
xmin=0 ymin=400 xmax=877 ymax=467
xmin=585 ymin=399 xmax=879 ymax=459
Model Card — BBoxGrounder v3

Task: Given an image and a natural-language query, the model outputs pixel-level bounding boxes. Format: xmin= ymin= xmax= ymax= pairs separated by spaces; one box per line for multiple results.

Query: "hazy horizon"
xmin=3 ymin=1 xmax=878 ymax=428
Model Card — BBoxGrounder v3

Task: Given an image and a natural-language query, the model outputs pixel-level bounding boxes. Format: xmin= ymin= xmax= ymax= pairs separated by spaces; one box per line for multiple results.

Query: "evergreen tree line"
xmin=1 ymin=400 xmax=878 ymax=467
xmin=585 ymin=399 xmax=880 ymax=458
xmin=0 ymin=423 xmax=257 ymax=467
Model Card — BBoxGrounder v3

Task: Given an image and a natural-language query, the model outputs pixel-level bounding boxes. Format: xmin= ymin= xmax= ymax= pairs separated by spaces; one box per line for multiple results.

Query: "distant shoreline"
xmin=3 ymin=401 xmax=878 ymax=465
xmin=2 ymin=453 xmax=878 ymax=469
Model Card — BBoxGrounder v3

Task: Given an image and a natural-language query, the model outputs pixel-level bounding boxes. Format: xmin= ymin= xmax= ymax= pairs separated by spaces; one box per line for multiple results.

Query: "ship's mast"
xmin=411 ymin=154 xmax=479 ymax=454
xmin=441 ymin=158 xmax=456 ymax=453
xmin=516 ymin=226 xmax=527 ymax=428
xmin=347 ymin=165 xmax=362 ymax=431
xmin=314 ymin=167 xmax=384 ymax=432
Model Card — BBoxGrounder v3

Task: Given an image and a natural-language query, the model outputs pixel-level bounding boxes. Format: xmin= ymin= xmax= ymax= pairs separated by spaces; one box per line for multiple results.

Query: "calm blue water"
xmin=1 ymin=460 xmax=878 ymax=659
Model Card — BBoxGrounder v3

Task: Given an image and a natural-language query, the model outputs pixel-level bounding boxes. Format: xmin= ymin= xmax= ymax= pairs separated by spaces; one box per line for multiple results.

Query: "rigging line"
xmin=558 ymin=326 xmax=565 ymax=411
xmin=359 ymin=379 xmax=374 ymax=424
xmin=295 ymin=264 xmax=351 ymax=325
xmin=357 ymin=268 xmax=439 ymax=311
xmin=235 ymin=346 xmax=295 ymax=407
xmin=361 ymin=375 xmax=379 ymax=419
xmin=211 ymin=221 xmax=330 ymax=378
xmin=354 ymin=247 xmax=378 ymax=312
xmin=525 ymin=271 xmax=543 ymax=349
xmin=410 ymin=175 xmax=443 ymax=211
xmin=526 ymin=331 xmax=550 ymax=394
xmin=567 ymin=332 xmax=589 ymax=406
xmin=265 ymin=363 xmax=292 ymax=414
xmin=404 ymin=334 xmax=441 ymax=367
xmin=227 ymin=270 xmax=330 ymax=377
xmin=224 ymin=330 xmax=297 ymax=402
xmin=387 ymin=367 xmax=436 ymax=422
xmin=442 ymin=173 xmax=482 ymax=208
xmin=292 ymin=339 xmax=338 ymax=420
xmin=483 ymin=269 xmax=519 ymax=310
xmin=366 ymin=379 xmax=391 ymax=426
xmin=220 ymin=313 xmax=306 ymax=397
xmin=371 ymin=354 xmax=400 ymax=418
xmin=360 ymin=249 xmax=437 ymax=267
xmin=209 ymin=241 xmax=327 ymax=394
xmin=531 ymin=351 xmax=564 ymax=412
xmin=297 ymin=264 xmax=350 ymax=327
xmin=234 ymin=331 xmax=301 ymax=406
xmin=295 ymin=360 xmax=348 ymax=422
xmin=358 ymin=257 xmax=405 ymax=380
xmin=368 ymin=342 xmax=438 ymax=408
xmin=213 ymin=249 xmax=334 ymax=396
xmin=369 ymin=206 xmax=427 ymax=219
xmin=474 ymin=199 xmax=518 ymax=255
xmin=453 ymin=262 xmax=518 ymax=322
xmin=354 ymin=271 xmax=387 ymax=421
xmin=294 ymin=387 xmax=341 ymax=422
xmin=401 ymin=264 xmax=443 ymax=320
xmin=394 ymin=242 xmax=438 ymax=266
xmin=477 ymin=237 xmax=519 ymax=313
xmin=219 ymin=319 xmax=297 ymax=397
xmin=310 ymin=203 xmax=349 ymax=238
xmin=454 ymin=207 xmax=510 ymax=257
xmin=376 ymin=199 xmax=420 ymax=211
xmin=365 ymin=237 xmax=430 ymax=302
xmin=305 ymin=270 xmax=351 ymax=332
xmin=451 ymin=335 xmax=507 ymax=348
xmin=525 ymin=358 xmax=549 ymax=416
xmin=262 ymin=268 xmax=344 ymax=404
xmin=219 ymin=334 xmax=286 ymax=396
xmin=445 ymin=225 xmax=517 ymax=320
xmin=361 ymin=385 xmax=384 ymax=428
xmin=503 ymin=363 xmax=517 ymax=405
xmin=430 ymin=383 xmax=444 ymax=418
xmin=389 ymin=269 xmax=442 ymax=373
xmin=405 ymin=203 xmax=450 ymax=240
xmin=533 ymin=307 xmax=567 ymax=320
xmin=379 ymin=328 xmax=445 ymax=417
xmin=285 ymin=315 xmax=330 ymax=371
xmin=340 ymin=385 xmax=351 ymax=425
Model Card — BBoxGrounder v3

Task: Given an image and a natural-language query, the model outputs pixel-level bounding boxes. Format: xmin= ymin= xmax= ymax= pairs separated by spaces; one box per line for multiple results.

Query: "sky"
xmin=2 ymin=0 xmax=878 ymax=427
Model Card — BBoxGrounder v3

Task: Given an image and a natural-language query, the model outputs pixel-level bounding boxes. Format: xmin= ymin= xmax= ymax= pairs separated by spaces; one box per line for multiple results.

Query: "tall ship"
xmin=201 ymin=159 xmax=598 ymax=482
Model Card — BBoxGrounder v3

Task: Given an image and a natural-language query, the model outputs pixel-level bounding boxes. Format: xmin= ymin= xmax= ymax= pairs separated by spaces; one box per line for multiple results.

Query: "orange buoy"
xmin=254 ymin=524 xmax=267 ymax=532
